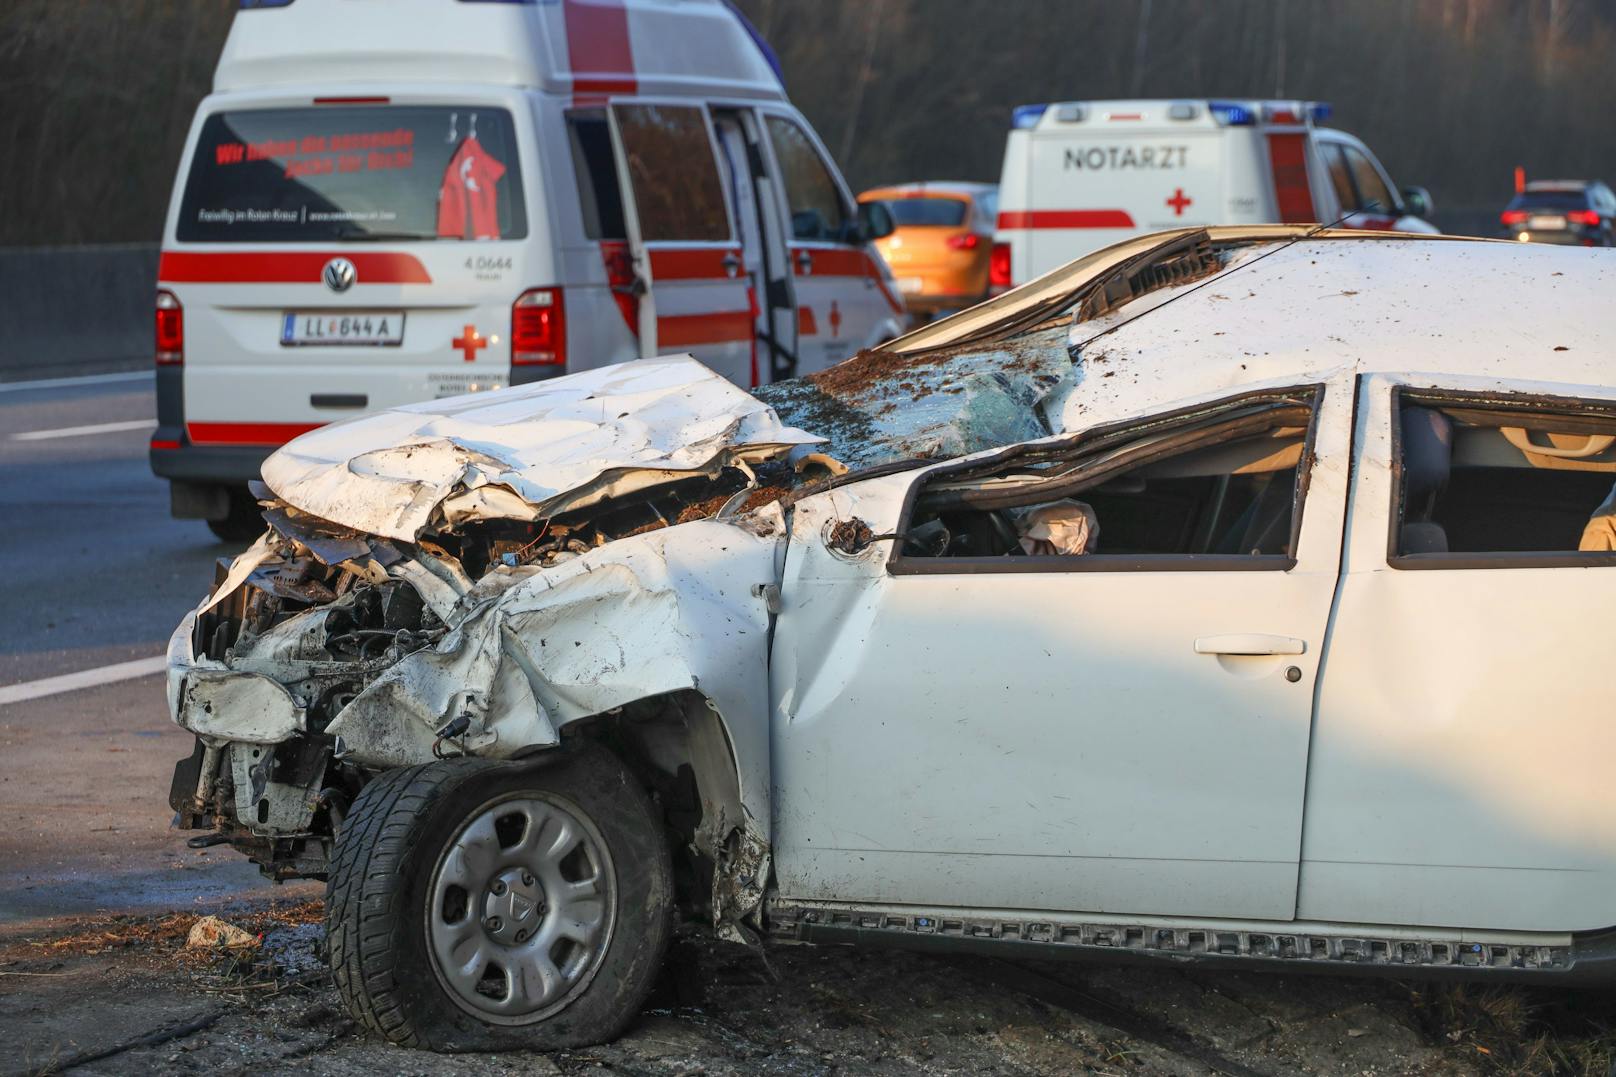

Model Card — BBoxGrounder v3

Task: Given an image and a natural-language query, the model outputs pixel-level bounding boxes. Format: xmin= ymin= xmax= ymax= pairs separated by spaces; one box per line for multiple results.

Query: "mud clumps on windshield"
xmin=827 ymin=516 xmax=875 ymax=554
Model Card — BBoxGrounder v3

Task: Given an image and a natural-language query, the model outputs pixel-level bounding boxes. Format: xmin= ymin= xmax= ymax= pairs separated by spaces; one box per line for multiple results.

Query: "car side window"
xmin=1390 ymin=390 xmax=1616 ymax=565
xmin=1322 ymin=144 xmax=1358 ymax=213
xmin=895 ymin=389 xmax=1319 ymax=570
xmin=1342 ymin=146 xmax=1396 ymax=213
xmin=765 ymin=116 xmax=850 ymax=243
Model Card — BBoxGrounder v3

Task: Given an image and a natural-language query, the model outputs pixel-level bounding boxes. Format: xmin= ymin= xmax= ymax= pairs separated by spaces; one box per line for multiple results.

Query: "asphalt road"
xmin=0 ymin=371 xmax=312 ymax=926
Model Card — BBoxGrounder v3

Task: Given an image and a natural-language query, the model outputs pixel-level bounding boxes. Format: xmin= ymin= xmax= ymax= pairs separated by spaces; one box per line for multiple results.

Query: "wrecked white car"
xmin=168 ymin=227 xmax=1616 ymax=1050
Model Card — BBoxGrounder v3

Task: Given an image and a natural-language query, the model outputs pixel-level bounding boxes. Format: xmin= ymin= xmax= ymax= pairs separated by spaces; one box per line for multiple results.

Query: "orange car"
xmin=858 ymin=182 xmax=998 ymax=316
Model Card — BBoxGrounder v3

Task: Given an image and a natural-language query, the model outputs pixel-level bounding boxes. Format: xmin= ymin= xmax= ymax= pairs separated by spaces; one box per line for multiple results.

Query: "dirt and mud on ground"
xmin=4 ymin=900 xmax=1613 ymax=1077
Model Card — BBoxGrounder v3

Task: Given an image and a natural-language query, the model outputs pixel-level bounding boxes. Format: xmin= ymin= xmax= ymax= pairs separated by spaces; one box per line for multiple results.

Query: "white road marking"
xmin=11 ymin=418 xmax=157 ymax=442
xmin=0 ymin=656 xmax=169 ymax=707
xmin=0 ymin=370 xmax=153 ymax=394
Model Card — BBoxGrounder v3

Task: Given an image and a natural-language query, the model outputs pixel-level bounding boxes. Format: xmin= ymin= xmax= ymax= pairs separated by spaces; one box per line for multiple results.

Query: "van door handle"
xmin=1193 ymin=634 xmax=1306 ymax=656
xmin=721 ymin=252 xmax=741 ymax=278
xmin=794 ymin=249 xmax=813 ymax=275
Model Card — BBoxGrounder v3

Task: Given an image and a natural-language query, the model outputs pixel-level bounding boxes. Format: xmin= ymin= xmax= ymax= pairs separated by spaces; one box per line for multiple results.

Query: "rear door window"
xmin=177 ymin=106 xmax=527 ymax=243
xmin=887 ymin=198 xmax=969 ymax=227
xmin=609 ymin=104 xmax=731 ymax=242
xmin=1511 ymin=191 xmax=1591 ymax=212
xmin=764 ymin=116 xmax=850 ymax=242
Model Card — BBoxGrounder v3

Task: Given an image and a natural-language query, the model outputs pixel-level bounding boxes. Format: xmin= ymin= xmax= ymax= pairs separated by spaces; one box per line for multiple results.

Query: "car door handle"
xmin=721 ymin=252 xmax=742 ymax=278
xmin=1193 ymin=634 xmax=1307 ymax=656
xmin=794 ymin=249 xmax=813 ymax=275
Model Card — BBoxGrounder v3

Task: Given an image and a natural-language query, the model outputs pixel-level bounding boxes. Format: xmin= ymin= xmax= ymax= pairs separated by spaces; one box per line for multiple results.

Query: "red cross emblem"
xmin=828 ymin=300 xmax=842 ymax=338
xmin=453 ymin=325 xmax=488 ymax=363
xmin=1166 ymin=188 xmax=1194 ymax=216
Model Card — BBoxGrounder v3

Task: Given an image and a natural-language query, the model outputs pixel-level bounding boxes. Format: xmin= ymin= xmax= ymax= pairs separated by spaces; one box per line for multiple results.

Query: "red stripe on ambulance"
xmin=158 ymin=251 xmax=431 ymax=285
xmin=996 ymin=210 xmax=1136 ymax=230
xmin=564 ymin=0 xmax=637 ymax=105
xmin=791 ymin=247 xmax=904 ymax=314
xmin=187 ymin=421 xmax=325 ymax=447
xmin=1265 ymin=132 xmax=1316 ymax=224
xmin=657 ymin=310 xmax=753 ymax=347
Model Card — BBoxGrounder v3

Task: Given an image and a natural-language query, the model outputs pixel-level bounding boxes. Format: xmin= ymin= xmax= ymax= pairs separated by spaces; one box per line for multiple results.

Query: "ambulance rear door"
xmin=607 ymin=101 xmax=755 ymax=385
xmin=1014 ymin=109 xmax=1225 ymax=279
xmin=162 ymin=95 xmax=540 ymax=451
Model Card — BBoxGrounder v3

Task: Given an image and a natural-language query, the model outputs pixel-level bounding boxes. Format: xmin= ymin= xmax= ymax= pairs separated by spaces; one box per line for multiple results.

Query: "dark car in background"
xmin=1501 ymin=180 xmax=1616 ymax=246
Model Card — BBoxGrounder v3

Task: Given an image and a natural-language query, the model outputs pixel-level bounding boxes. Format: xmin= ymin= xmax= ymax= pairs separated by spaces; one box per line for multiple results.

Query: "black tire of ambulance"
xmin=206 ymin=485 xmax=267 ymax=543
xmin=325 ymin=747 xmax=674 ymax=1051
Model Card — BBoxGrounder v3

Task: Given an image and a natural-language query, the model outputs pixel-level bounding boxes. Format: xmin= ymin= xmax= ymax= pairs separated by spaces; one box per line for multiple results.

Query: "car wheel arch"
xmin=527 ymin=688 xmax=770 ymax=939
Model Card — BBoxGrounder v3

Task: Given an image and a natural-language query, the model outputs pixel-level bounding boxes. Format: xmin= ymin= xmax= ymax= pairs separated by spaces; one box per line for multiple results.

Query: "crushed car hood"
xmin=261 ymin=356 xmax=823 ymax=542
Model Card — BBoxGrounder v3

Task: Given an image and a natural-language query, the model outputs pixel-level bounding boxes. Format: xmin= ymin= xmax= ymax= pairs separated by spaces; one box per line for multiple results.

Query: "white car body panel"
xmin=1300 ymin=371 xmax=1616 ymax=932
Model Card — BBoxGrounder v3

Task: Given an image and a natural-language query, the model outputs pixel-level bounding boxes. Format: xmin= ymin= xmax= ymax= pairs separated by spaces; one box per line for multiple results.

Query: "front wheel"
xmin=326 ymin=747 xmax=673 ymax=1050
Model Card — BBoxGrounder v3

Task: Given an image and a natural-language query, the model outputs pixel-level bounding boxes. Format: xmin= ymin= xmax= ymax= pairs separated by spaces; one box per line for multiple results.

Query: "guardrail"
xmin=0 ymin=244 xmax=157 ymax=382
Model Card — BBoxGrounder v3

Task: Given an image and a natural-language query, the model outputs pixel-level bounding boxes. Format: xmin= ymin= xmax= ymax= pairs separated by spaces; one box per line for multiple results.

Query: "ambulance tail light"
xmin=947 ymin=233 xmax=981 ymax=250
xmin=1209 ymin=101 xmax=1256 ymax=127
xmin=989 ymin=242 xmax=1012 ymax=290
xmin=1568 ymin=209 xmax=1601 ymax=227
xmin=155 ymin=290 xmax=183 ymax=366
xmin=1500 ymin=210 xmax=1529 ymax=227
xmin=512 ymin=288 xmax=565 ymax=366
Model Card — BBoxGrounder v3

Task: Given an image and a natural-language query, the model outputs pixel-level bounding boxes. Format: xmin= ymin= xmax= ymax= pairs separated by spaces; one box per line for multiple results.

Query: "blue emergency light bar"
xmin=1208 ymin=101 xmax=1256 ymax=126
xmin=1011 ymin=104 xmax=1049 ymax=130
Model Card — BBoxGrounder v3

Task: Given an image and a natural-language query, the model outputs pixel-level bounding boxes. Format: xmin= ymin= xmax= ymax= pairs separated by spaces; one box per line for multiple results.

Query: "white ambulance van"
xmin=991 ymin=98 xmax=1437 ymax=289
xmin=152 ymin=0 xmax=903 ymax=538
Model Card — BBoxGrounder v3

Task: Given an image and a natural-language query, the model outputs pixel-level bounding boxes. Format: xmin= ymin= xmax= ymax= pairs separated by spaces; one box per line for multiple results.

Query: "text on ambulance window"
xmin=1343 ymin=146 xmax=1396 ymax=214
xmin=765 ymin=117 xmax=849 ymax=243
xmin=611 ymin=105 xmax=731 ymax=243
xmin=177 ymin=107 xmax=527 ymax=243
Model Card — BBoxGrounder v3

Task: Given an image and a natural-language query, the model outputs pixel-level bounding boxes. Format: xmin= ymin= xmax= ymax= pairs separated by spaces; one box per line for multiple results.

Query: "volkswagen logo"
xmin=322 ymin=257 xmax=357 ymax=293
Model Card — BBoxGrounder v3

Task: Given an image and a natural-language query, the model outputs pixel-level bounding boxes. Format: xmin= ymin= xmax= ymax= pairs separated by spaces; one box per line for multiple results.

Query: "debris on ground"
xmin=185 ymin=916 xmax=258 ymax=952
xmin=4 ymin=900 xmax=1611 ymax=1075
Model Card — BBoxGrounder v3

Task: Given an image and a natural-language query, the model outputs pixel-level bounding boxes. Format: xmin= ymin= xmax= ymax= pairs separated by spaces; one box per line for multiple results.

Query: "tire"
xmin=206 ymin=485 xmax=265 ymax=543
xmin=325 ymin=746 xmax=673 ymax=1051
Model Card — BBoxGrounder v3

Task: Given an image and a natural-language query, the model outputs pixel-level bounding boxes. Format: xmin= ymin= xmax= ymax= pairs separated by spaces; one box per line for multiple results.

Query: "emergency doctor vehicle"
xmin=151 ymin=0 xmax=903 ymax=538
xmin=991 ymin=99 xmax=1437 ymax=288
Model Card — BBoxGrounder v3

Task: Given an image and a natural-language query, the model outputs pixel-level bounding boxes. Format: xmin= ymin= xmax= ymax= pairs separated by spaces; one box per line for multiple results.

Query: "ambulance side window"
xmin=1323 ymin=144 xmax=1358 ymax=213
xmin=765 ymin=116 xmax=849 ymax=243
xmin=567 ymin=114 xmax=627 ymax=240
xmin=1343 ymin=146 xmax=1396 ymax=213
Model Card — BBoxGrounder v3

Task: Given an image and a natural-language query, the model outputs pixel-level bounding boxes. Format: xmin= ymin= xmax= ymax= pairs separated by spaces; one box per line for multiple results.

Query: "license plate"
xmin=897 ymin=277 xmax=925 ymax=294
xmin=281 ymin=311 xmax=405 ymax=347
xmin=1529 ymin=215 xmax=1566 ymax=231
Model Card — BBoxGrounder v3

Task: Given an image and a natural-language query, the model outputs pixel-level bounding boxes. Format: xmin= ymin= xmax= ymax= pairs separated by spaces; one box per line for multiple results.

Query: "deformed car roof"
xmin=257 ymin=227 xmax=1616 ymax=541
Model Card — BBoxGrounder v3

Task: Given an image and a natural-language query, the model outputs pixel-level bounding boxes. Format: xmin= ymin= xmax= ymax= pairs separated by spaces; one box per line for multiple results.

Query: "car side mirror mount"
xmin=857 ymin=200 xmax=895 ymax=243
xmin=1401 ymin=185 xmax=1433 ymax=219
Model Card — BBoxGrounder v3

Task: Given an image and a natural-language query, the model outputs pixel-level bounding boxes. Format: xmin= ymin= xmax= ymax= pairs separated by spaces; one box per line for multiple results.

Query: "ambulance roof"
xmin=214 ymin=0 xmax=784 ymax=101
xmin=1009 ymin=98 xmax=1329 ymax=132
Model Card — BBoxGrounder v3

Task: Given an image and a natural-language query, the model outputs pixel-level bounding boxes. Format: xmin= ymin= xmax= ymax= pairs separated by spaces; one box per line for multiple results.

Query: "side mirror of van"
xmin=856 ymin=200 xmax=896 ymax=243
xmin=1401 ymin=186 xmax=1434 ymax=219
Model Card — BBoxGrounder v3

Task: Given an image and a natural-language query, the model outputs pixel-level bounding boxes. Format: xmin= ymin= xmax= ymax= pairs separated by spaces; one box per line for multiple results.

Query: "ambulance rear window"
xmin=177 ymin=106 xmax=527 ymax=243
xmin=887 ymin=199 xmax=969 ymax=227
